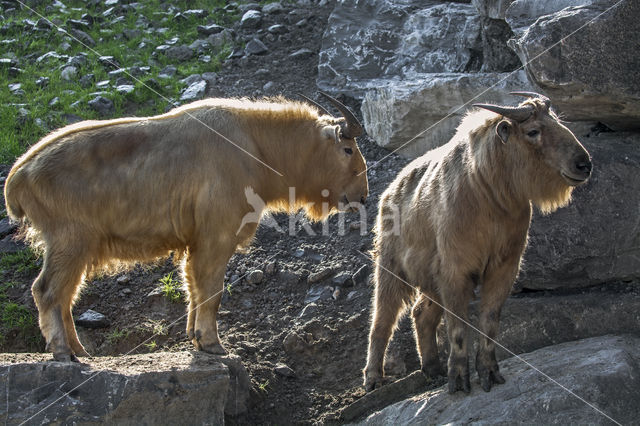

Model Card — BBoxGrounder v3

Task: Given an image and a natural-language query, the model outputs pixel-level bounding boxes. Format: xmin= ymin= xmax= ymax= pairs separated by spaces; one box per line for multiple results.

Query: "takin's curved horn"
xmin=318 ymin=91 xmax=363 ymax=139
xmin=473 ymin=103 xmax=535 ymax=123
xmin=510 ymin=91 xmax=551 ymax=108
xmin=297 ymin=93 xmax=333 ymax=117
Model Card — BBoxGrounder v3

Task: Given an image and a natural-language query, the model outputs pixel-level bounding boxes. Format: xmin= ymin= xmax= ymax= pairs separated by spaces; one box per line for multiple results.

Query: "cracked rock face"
xmin=507 ymin=0 xmax=640 ymax=130
xmin=358 ymin=335 xmax=640 ymax=425
xmin=0 ymin=352 xmax=249 ymax=425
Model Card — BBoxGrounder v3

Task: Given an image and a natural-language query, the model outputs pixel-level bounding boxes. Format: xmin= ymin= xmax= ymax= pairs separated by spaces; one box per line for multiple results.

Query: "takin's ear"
xmin=496 ymin=120 xmax=512 ymax=144
xmin=321 ymin=125 xmax=341 ymax=144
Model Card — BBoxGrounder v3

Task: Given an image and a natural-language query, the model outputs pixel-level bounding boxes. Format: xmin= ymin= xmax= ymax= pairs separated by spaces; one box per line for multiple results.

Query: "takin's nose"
xmin=573 ymin=154 xmax=593 ymax=178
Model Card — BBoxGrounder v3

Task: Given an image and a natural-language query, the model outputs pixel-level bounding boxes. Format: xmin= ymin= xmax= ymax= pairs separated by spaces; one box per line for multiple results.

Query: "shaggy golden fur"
xmin=363 ymin=99 xmax=591 ymax=394
xmin=5 ymin=96 xmax=368 ymax=361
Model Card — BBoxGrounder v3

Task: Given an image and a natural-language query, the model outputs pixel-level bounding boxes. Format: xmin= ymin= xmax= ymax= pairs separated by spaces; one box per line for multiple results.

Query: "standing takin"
xmin=5 ymin=94 xmax=368 ymax=362
xmin=363 ymin=92 xmax=591 ymax=394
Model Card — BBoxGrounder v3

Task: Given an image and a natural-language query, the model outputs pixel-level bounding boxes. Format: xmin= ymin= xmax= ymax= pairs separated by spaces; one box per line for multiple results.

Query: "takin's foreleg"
xmin=439 ymin=271 xmax=475 ymax=394
xmin=363 ymin=264 xmax=413 ymax=391
xmin=475 ymin=259 xmax=519 ymax=392
xmin=33 ymin=235 xmax=90 ymax=361
xmin=183 ymin=240 xmax=235 ymax=355
xmin=412 ymin=292 xmax=445 ymax=378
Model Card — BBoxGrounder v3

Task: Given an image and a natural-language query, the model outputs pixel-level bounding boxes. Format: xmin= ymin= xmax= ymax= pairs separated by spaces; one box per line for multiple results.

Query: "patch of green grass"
xmin=0 ymin=248 xmax=41 ymax=276
xmin=159 ymin=271 xmax=183 ymax=303
xmin=106 ymin=328 xmax=129 ymax=345
xmin=0 ymin=0 xmax=238 ymax=164
xmin=144 ymin=340 xmax=157 ymax=352
xmin=0 ymin=281 xmax=43 ymax=351
xmin=258 ymin=379 xmax=270 ymax=393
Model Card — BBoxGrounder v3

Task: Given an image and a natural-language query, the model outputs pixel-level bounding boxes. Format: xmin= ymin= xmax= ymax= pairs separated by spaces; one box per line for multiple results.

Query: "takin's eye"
xmin=527 ymin=129 xmax=540 ymax=138
xmin=344 ymin=147 xmax=353 ymax=155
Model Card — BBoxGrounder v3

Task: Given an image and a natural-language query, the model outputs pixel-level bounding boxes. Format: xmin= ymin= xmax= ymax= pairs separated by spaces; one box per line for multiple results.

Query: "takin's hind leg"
xmin=183 ymin=242 xmax=234 ymax=355
xmin=363 ymin=265 xmax=414 ymax=391
xmin=32 ymin=240 xmax=89 ymax=362
xmin=412 ymin=292 xmax=445 ymax=379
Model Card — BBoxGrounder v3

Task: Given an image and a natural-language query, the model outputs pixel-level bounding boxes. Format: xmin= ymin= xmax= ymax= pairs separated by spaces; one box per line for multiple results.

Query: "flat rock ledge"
xmin=0 ymin=351 xmax=249 ymax=425
xmin=350 ymin=335 xmax=640 ymax=425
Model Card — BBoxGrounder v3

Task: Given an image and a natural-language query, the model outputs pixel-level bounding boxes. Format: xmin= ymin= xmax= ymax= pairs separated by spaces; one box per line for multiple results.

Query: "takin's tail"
xmin=4 ymin=165 xmax=27 ymax=221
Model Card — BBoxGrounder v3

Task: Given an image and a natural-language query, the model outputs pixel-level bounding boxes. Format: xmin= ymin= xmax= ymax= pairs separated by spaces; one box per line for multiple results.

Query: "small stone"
xmin=166 ymin=45 xmax=193 ymax=62
xmin=228 ymin=48 xmax=244 ymax=59
xmin=246 ymin=270 xmax=264 ymax=285
xmin=308 ymin=268 xmax=335 ymax=284
xmin=265 ymin=262 xmax=276 ymax=275
xmin=60 ymin=65 xmax=77 ymax=81
xmin=158 ymin=65 xmax=176 ymax=79
xmin=66 ymin=18 xmax=90 ymax=30
xmin=108 ymin=68 xmax=126 ymax=78
xmin=352 ymin=265 xmax=370 ymax=286
xmin=114 ymin=77 xmax=131 ymax=87
xmin=294 ymin=248 xmax=305 ymax=258
xmin=75 ymin=309 xmax=110 ymax=328
xmin=274 ymin=363 xmax=295 ymax=378
xmin=123 ymin=28 xmax=141 ymax=40
xmin=98 ymin=55 xmax=119 ymax=69
xmin=295 ymin=19 xmax=308 ymax=28
xmin=8 ymin=83 xmax=22 ymax=93
xmin=96 ymin=80 xmax=110 ymax=89
xmin=333 ymin=272 xmax=352 ymax=286
xmin=189 ymin=39 xmax=210 ymax=54
xmin=304 ymin=285 xmax=333 ymax=303
xmin=8 ymin=67 xmax=22 ymax=77
xmin=290 ymin=48 xmax=313 ymax=59
xmin=117 ymin=275 xmax=130 ymax=285
xmin=180 ymin=80 xmax=207 ymax=101
xmin=69 ymin=29 xmax=96 ymax=47
xmin=240 ymin=10 xmax=262 ymax=29
xmin=245 ymin=38 xmax=268 ymax=55
xmin=116 ymin=84 xmax=135 ymax=94
xmin=78 ymin=74 xmax=94 ymax=88
xmin=182 ymin=9 xmax=209 ymax=18
xmin=88 ymin=96 xmax=114 ymax=116
xmin=197 ymin=24 xmax=224 ymax=36
xmin=263 ymin=3 xmax=285 ymax=14
xmin=207 ymin=29 xmax=233 ymax=49
xmin=201 ymin=72 xmax=217 ymax=85
xmin=60 ymin=42 xmax=71 ymax=51
xmin=181 ymin=74 xmax=203 ymax=86
xmin=36 ymin=17 xmax=53 ymax=30
xmin=346 ymin=290 xmax=360 ymax=301
xmin=268 ymin=24 xmax=288 ymax=35
xmin=48 ymin=97 xmax=60 ymax=107
xmin=263 ymin=81 xmax=275 ymax=92
xmin=68 ymin=54 xmax=88 ymax=67
xmin=121 ymin=288 xmax=132 ymax=295
xmin=36 ymin=51 xmax=65 ymax=63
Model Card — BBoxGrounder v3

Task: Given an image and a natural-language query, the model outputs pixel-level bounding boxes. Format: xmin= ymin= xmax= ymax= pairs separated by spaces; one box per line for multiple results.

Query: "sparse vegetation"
xmin=0 ymin=281 xmax=42 ymax=351
xmin=144 ymin=340 xmax=157 ymax=352
xmin=0 ymin=248 xmax=41 ymax=276
xmin=159 ymin=271 xmax=183 ymax=303
xmin=0 ymin=0 xmax=236 ymax=163
xmin=106 ymin=328 xmax=129 ymax=345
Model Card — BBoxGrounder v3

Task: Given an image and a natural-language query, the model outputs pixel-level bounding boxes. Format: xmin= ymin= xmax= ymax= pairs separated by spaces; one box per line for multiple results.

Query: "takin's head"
xmin=298 ymin=92 xmax=369 ymax=219
xmin=474 ymin=92 xmax=592 ymax=213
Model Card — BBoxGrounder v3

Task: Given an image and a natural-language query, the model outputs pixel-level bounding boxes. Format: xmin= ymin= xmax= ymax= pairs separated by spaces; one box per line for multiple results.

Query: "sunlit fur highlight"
xmin=4 ymin=96 xmax=368 ymax=360
xmin=363 ymin=98 xmax=591 ymax=392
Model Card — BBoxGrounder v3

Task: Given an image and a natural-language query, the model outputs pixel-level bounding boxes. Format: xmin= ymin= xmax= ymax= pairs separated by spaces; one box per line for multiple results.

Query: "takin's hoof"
xmin=448 ymin=369 xmax=471 ymax=394
xmin=363 ymin=371 xmax=385 ymax=392
xmin=477 ymin=363 xmax=506 ymax=392
xmin=421 ymin=360 xmax=446 ymax=379
xmin=199 ymin=342 xmax=228 ymax=355
xmin=52 ymin=352 xmax=80 ymax=363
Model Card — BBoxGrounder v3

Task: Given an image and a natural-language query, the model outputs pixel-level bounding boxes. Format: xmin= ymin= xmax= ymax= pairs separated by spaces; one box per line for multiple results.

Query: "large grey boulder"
xmin=318 ymin=0 xmax=519 ymax=97
xmin=358 ymin=335 xmax=640 ymax=425
xmin=361 ymin=71 xmax=533 ymax=157
xmin=0 ymin=352 xmax=249 ymax=424
xmin=507 ymin=0 xmax=640 ymax=130
xmin=519 ymin=131 xmax=640 ymax=290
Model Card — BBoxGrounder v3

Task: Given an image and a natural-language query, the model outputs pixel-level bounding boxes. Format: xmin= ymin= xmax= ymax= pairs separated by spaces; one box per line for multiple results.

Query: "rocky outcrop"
xmin=0 ymin=352 xmax=249 ymax=425
xmin=317 ymin=0 xmax=519 ymax=97
xmin=356 ymin=335 xmax=640 ymax=425
xmin=507 ymin=0 xmax=640 ymax=130
xmin=361 ymin=71 xmax=532 ymax=157
xmin=520 ymin=131 xmax=640 ymax=290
